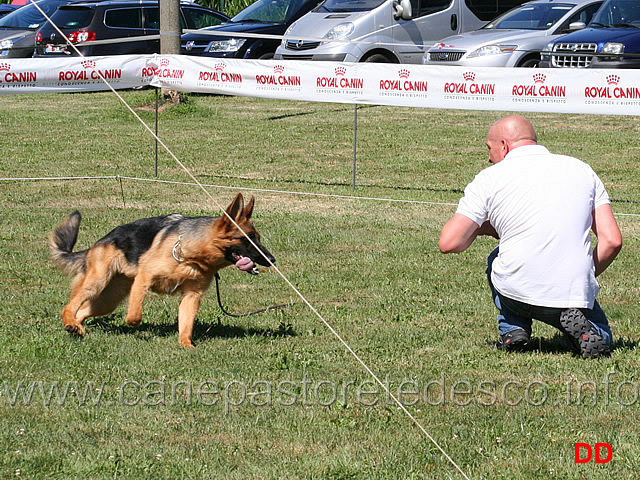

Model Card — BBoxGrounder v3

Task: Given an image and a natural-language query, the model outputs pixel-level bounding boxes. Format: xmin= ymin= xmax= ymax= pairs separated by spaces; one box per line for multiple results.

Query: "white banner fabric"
xmin=2 ymin=54 xmax=640 ymax=116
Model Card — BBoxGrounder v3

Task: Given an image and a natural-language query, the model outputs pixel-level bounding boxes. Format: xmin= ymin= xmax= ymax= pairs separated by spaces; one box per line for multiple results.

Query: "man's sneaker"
xmin=493 ymin=328 xmax=531 ymax=352
xmin=559 ymin=309 xmax=611 ymax=359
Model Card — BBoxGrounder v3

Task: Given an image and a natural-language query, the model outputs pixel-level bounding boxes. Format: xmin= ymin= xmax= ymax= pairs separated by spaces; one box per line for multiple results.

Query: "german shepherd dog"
xmin=49 ymin=193 xmax=275 ymax=347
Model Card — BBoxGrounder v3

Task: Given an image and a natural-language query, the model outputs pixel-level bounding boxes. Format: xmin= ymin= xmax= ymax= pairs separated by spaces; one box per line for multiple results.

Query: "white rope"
xmin=23 ymin=5 xmax=472 ymax=477
xmin=4 ymin=175 xmax=640 ymax=219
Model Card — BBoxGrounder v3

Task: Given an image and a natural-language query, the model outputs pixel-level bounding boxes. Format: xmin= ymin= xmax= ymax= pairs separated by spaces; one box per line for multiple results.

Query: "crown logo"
xmin=214 ymin=62 xmax=225 ymax=71
xmin=398 ymin=68 xmax=410 ymax=79
xmin=532 ymin=73 xmax=546 ymax=84
xmin=159 ymin=58 xmax=170 ymax=67
xmin=273 ymin=65 xmax=284 ymax=75
xmin=335 ymin=66 xmax=346 ymax=76
xmin=81 ymin=60 xmax=96 ymax=69
xmin=606 ymin=74 xmax=620 ymax=85
xmin=0 ymin=62 xmax=10 ymax=71
xmin=463 ymin=71 xmax=475 ymax=82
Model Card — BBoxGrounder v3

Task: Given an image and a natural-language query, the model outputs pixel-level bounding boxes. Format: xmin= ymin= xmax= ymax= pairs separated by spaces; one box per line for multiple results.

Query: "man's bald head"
xmin=486 ymin=115 xmax=538 ymax=164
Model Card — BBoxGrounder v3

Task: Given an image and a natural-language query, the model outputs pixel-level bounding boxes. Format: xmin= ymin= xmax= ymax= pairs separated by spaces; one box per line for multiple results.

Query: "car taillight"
xmin=35 ymin=31 xmax=42 ymax=44
xmin=68 ymin=31 xmax=96 ymax=43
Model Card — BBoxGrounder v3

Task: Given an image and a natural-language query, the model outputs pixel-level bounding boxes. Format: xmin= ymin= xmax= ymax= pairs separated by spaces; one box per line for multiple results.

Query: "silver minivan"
xmin=273 ymin=0 xmax=525 ymax=63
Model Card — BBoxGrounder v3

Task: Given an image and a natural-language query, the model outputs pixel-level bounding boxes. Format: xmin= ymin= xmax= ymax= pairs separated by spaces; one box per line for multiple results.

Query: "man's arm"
xmin=439 ymin=214 xmax=497 ymax=253
xmin=591 ymin=204 xmax=622 ymax=277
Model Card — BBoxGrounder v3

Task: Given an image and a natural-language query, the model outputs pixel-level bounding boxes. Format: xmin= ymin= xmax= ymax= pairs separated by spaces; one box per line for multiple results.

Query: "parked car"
xmin=540 ymin=0 xmax=640 ymax=68
xmin=0 ymin=0 xmax=70 ymax=57
xmin=424 ymin=0 xmax=602 ymax=68
xmin=34 ymin=0 xmax=228 ymax=57
xmin=181 ymin=0 xmax=323 ymax=59
xmin=273 ymin=0 xmax=527 ymax=63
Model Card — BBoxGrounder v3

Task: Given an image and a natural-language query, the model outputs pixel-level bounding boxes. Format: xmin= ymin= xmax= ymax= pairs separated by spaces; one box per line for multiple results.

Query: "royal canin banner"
xmin=2 ymin=54 xmax=640 ymax=115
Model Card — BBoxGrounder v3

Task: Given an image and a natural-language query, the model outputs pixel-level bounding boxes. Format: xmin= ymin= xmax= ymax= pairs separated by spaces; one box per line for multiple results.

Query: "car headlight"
xmin=207 ymin=38 xmax=246 ymax=53
xmin=322 ymin=22 xmax=354 ymax=44
xmin=0 ymin=38 xmax=14 ymax=55
xmin=602 ymin=42 xmax=624 ymax=55
xmin=282 ymin=23 xmax=296 ymax=47
xmin=542 ymin=42 xmax=555 ymax=53
xmin=467 ymin=44 xmax=516 ymax=58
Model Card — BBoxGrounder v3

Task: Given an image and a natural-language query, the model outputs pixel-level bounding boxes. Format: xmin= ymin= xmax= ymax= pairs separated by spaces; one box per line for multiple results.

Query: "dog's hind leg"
xmin=61 ymin=251 xmax=118 ymax=335
xmin=177 ymin=290 xmax=203 ymax=348
xmin=75 ymin=275 xmax=133 ymax=325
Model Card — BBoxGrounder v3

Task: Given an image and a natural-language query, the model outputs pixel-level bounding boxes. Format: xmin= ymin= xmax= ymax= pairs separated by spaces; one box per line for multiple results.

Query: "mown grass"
xmin=0 ymin=91 xmax=639 ymax=479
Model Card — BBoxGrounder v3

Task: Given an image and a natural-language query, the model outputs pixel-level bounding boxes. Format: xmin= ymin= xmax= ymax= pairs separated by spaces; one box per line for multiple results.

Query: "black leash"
xmin=214 ymin=272 xmax=288 ymax=318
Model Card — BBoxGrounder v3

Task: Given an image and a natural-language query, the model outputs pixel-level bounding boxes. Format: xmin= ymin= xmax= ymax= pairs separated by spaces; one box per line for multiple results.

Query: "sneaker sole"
xmin=560 ymin=309 xmax=610 ymax=359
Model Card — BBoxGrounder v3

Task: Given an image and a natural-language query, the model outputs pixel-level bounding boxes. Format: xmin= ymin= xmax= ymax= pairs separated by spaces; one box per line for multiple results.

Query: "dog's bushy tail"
xmin=49 ymin=211 xmax=87 ymax=276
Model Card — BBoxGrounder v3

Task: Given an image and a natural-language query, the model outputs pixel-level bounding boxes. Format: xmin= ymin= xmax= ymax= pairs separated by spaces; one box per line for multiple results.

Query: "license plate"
xmin=44 ymin=44 xmax=67 ymax=54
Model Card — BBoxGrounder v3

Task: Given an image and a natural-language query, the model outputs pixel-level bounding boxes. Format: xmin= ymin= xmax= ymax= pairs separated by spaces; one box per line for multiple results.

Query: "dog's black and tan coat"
xmin=49 ymin=193 xmax=274 ymax=347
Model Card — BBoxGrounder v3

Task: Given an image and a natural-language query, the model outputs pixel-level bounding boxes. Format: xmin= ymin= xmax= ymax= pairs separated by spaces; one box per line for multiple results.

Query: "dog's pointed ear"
xmin=243 ymin=196 xmax=255 ymax=220
xmin=224 ymin=193 xmax=245 ymax=224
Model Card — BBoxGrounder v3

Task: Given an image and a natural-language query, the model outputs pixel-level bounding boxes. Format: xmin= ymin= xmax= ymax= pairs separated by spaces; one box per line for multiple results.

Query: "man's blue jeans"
xmin=486 ymin=247 xmax=612 ymax=347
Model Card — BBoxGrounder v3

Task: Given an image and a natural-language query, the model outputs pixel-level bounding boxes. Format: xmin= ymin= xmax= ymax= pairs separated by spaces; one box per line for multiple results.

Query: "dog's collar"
xmin=172 ymin=235 xmax=185 ymax=263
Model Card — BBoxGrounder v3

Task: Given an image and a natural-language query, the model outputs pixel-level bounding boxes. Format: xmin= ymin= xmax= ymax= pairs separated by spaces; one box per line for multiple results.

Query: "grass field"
xmin=0 ymin=90 xmax=639 ymax=479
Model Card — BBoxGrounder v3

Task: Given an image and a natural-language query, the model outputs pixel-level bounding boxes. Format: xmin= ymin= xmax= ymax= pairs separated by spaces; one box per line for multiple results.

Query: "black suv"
xmin=181 ymin=0 xmax=323 ymax=59
xmin=34 ymin=0 xmax=228 ymax=57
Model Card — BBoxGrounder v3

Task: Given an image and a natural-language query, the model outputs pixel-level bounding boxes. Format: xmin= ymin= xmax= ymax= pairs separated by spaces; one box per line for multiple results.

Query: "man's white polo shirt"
xmin=456 ymin=145 xmax=610 ymax=309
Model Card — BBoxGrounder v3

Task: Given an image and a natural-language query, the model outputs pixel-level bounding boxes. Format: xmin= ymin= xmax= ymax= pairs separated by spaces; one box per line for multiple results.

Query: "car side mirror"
xmin=393 ymin=0 xmax=412 ymax=20
xmin=569 ymin=21 xmax=587 ymax=31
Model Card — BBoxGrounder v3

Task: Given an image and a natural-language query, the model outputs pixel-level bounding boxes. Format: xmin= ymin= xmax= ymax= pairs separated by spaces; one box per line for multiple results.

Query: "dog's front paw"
xmin=178 ymin=338 xmax=195 ymax=348
xmin=125 ymin=316 xmax=142 ymax=327
xmin=64 ymin=323 xmax=86 ymax=336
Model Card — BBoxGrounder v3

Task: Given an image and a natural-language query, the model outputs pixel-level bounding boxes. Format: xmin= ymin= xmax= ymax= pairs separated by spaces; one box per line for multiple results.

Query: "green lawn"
xmin=0 ymin=91 xmax=638 ymax=479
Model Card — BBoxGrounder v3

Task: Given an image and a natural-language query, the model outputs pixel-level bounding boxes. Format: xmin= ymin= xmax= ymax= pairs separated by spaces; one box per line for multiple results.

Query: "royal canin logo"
xmin=316 ymin=65 xmax=363 ymax=90
xmin=255 ymin=63 xmax=300 ymax=87
xmin=511 ymin=73 xmax=566 ymax=98
xmin=153 ymin=57 xmax=184 ymax=80
xmin=444 ymin=71 xmax=495 ymax=95
xmin=0 ymin=62 xmax=37 ymax=84
xmin=379 ymin=67 xmax=427 ymax=93
xmin=198 ymin=61 xmax=241 ymax=83
xmin=58 ymin=59 xmax=121 ymax=82
xmin=533 ymin=73 xmax=546 ymax=84
xmin=584 ymin=74 xmax=640 ymax=99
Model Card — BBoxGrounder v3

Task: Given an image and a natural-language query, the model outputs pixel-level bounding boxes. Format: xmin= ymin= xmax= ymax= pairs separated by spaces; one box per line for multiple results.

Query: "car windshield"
xmin=317 ymin=0 xmax=385 ymax=14
xmin=232 ymin=0 xmax=308 ymax=23
xmin=0 ymin=0 xmax=68 ymax=29
xmin=590 ymin=0 xmax=640 ymax=27
xmin=483 ymin=2 xmax=574 ymax=30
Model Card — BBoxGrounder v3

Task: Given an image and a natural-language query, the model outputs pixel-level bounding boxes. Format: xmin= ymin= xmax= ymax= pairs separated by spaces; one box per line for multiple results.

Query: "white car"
xmin=424 ymin=0 xmax=603 ymax=68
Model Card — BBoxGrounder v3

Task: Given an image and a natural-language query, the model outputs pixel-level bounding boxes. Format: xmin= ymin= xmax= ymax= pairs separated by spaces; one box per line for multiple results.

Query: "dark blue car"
xmin=181 ymin=0 xmax=323 ymax=59
xmin=540 ymin=0 xmax=640 ymax=68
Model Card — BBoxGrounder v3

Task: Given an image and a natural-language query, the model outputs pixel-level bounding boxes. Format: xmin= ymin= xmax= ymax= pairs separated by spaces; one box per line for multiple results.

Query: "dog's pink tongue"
xmin=235 ymin=256 xmax=255 ymax=272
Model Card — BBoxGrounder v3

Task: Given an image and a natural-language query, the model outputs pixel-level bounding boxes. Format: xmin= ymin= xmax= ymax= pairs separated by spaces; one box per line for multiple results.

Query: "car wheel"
xmin=258 ymin=52 xmax=274 ymax=60
xmin=519 ymin=57 xmax=540 ymax=68
xmin=363 ymin=53 xmax=393 ymax=63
